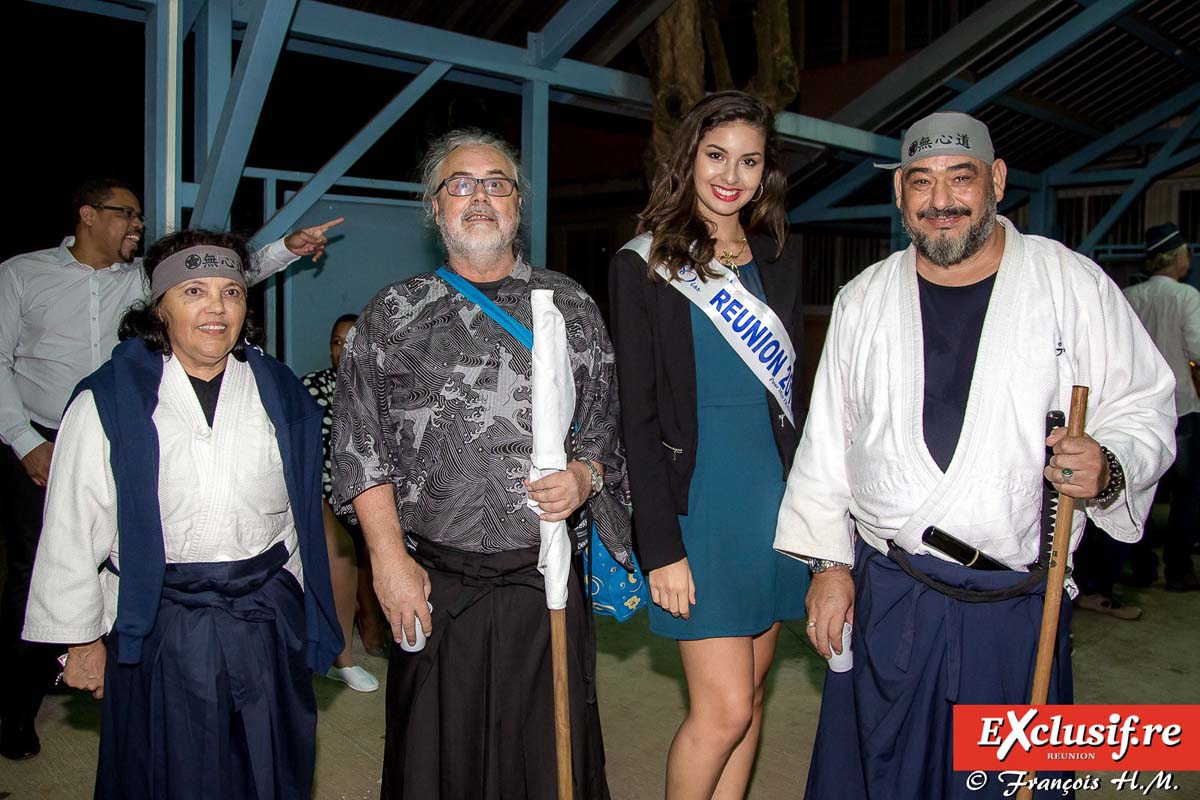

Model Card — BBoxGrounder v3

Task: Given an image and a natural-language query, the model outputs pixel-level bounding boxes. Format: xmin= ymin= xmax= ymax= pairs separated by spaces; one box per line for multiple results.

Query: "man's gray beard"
xmin=902 ymin=191 xmax=998 ymax=267
xmin=438 ymin=208 xmax=519 ymax=263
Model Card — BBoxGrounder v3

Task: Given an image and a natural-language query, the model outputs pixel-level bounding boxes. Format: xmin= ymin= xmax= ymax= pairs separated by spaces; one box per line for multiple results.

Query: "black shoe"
xmin=0 ymin=717 xmax=41 ymax=760
xmin=1165 ymin=573 xmax=1200 ymax=592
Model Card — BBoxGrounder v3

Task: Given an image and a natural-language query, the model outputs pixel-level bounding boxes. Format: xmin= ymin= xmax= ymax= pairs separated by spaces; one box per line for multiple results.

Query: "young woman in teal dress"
xmin=608 ymin=91 xmax=810 ymax=798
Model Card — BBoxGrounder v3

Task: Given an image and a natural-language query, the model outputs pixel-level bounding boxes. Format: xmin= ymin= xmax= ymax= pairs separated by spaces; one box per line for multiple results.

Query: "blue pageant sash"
xmin=434 ymin=265 xmax=648 ymax=621
xmin=619 ymin=234 xmax=796 ymax=425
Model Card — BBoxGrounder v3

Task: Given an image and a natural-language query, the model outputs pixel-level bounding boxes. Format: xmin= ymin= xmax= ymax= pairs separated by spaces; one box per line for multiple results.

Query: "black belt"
xmin=410 ymin=537 xmax=547 ymax=618
xmin=882 ymin=544 xmax=1049 ymax=603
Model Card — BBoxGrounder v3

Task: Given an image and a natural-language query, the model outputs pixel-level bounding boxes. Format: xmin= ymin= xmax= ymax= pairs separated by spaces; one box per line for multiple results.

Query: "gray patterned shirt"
xmin=330 ymin=259 xmax=632 ymax=564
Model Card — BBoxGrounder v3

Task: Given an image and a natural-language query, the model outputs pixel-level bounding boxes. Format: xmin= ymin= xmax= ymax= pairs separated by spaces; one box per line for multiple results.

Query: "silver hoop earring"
xmin=752 ymin=184 xmax=764 ymax=202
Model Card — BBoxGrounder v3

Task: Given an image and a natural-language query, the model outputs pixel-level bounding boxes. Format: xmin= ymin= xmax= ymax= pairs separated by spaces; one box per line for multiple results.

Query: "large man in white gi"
xmin=775 ymin=112 xmax=1176 ymax=800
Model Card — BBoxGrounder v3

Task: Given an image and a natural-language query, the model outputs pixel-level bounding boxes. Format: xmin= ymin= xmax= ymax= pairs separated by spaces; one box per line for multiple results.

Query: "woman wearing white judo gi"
xmin=22 ymin=229 xmax=342 ymax=799
xmin=609 ymin=91 xmax=809 ymax=799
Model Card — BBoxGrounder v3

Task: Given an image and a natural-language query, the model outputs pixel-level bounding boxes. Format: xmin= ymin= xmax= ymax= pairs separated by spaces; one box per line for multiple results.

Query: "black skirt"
xmin=382 ymin=538 xmax=610 ymax=800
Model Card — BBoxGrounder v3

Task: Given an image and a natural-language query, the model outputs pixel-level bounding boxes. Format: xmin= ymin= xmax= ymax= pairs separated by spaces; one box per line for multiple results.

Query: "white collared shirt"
xmin=1123 ymin=274 xmax=1200 ymax=417
xmin=0 ymin=237 xmax=296 ymax=458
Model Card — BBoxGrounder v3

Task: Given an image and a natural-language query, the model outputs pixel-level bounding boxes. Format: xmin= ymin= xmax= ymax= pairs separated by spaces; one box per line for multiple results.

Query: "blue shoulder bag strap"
xmin=436 ymin=266 xmax=533 ymax=349
xmin=435 ymin=265 xmax=647 ymax=621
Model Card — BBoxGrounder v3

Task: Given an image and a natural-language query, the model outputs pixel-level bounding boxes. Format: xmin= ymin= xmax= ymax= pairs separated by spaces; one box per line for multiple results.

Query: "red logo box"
xmin=953 ymin=705 xmax=1200 ymax=771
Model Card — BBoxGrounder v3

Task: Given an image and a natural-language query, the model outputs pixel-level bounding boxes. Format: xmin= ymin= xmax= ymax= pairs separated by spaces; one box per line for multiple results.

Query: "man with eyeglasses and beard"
xmin=330 ymin=129 xmax=631 ymax=799
xmin=0 ymin=177 xmax=341 ymax=760
xmin=773 ymin=112 xmax=1176 ymax=799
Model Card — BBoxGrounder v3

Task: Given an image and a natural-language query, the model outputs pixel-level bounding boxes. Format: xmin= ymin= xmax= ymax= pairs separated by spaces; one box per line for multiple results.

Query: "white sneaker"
xmin=325 ymin=664 xmax=379 ymax=693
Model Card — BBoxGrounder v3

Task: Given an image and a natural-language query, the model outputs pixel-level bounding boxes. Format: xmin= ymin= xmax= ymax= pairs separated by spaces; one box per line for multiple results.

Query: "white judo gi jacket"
xmin=23 ymin=354 xmax=304 ymax=645
xmin=775 ymin=217 xmax=1177 ymax=576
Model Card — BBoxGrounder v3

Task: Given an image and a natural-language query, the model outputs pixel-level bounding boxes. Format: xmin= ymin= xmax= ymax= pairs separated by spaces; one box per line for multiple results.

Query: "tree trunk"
xmin=700 ymin=0 xmax=734 ymax=93
xmin=641 ymin=0 xmax=705 ymax=177
xmin=745 ymin=0 xmax=800 ymax=112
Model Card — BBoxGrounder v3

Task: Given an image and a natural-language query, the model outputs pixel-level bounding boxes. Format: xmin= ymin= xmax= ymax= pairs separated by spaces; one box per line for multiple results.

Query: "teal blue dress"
xmin=648 ymin=261 xmax=811 ymax=640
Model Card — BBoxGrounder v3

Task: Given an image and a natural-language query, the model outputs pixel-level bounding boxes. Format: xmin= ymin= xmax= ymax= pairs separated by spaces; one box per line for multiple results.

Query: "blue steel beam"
xmin=581 ymin=0 xmax=673 ymax=65
xmin=265 ymin=37 xmax=651 ymax=120
xmin=831 ymin=0 xmax=1050 ymax=129
xmin=1027 ymin=175 xmax=1056 ymax=237
xmin=1133 ymin=127 xmax=1200 ymax=145
xmin=1077 ymin=103 xmax=1200 ymax=255
xmin=191 ymin=0 xmax=298 ymax=228
xmin=941 ymin=0 xmax=1140 ymax=113
xmin=774 ymin=115 xmax=899 ymax=161
xmin=181 ymin=0 xmax=203 ymax=33
xmin=794 ymin=0 xmax=1142 ymax=222
xmin=35 ymin=0 xmax=938 ymax=169
xmin=1051 ymin=142 xmax=1200 ymax=186
xmin=532 ymin=0 xmax=620 ymax=68
xmin=243 ymin=167 xmax=422 ymax=194
xmin=1050 ymin=83 xmax=1200 ymax=179
xmin=1076 ymin=0 xmax=1200 ymax=74
xmin=522 ymin=79 xmax=550 ymax=268
xmin=25 ymin=0 xmax=148 ymax=21
xmin=144 ymin=0 xmax=182 ymax=239
xmin=943 ymin=76 xmax=1104 ymax=138
xmin=194 ymin=0 xmax=232 ymax=178
xmin=252 ymin=61 xmax=450 ymax=247
xmin=238 ymin=0 xmax=654 ymax=104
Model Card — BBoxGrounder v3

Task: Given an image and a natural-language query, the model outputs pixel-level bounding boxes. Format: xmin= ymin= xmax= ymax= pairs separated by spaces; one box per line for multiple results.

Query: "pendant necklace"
xmin=717 ymin=235 xmax=748 ymax=277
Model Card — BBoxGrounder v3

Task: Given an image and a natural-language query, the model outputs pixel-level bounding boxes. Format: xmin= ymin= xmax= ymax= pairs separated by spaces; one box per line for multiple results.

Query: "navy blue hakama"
xmin=805 ymin=539 xmax=1074 ymax=800
xmin=96 ymin=542 xmax=316 ymax=800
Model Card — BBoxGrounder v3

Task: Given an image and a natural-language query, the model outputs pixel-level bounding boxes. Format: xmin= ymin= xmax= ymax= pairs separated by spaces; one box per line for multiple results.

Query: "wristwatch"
xmin=808 ymin=558 xmax=850 ymax=573
xmin=576 ymin=459 xmax=603 ymax=497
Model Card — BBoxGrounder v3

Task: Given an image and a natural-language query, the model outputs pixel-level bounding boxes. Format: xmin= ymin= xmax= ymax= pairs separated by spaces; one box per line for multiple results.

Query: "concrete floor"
xmin=2 ymin=552 xmax=1198 ymax=799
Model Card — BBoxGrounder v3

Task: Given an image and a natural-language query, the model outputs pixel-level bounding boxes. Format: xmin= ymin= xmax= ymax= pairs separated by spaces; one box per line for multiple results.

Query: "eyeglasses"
xmin=437 ymin=176 xmax=517 ymax=197
xmin=90 ymin=204 xmax=145 ymax=223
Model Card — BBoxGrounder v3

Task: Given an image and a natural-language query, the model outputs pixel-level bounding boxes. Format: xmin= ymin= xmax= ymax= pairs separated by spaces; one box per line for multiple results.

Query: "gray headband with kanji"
xmin=151 ymin=245 xmax=245 ymax=300
xmin=875 ymin=111 xmax=995 ymax=170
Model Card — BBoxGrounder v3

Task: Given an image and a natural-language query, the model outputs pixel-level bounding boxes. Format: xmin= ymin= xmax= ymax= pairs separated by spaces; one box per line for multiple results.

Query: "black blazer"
xmin=607 ymin=232 xmax=806 ymax=572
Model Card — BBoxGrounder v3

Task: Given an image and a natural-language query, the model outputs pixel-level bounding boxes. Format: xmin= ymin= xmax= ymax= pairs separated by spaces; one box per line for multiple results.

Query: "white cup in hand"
xmin=400 ymin=601 xmax=434 ymax=653
xmin=827 ymin=622 xmax=853 ymax=673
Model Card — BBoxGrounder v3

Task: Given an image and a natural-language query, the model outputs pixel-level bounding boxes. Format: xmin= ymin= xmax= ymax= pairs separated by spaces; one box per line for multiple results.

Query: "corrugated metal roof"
xmin=790 ymin=0 xmax=1200 ymax=198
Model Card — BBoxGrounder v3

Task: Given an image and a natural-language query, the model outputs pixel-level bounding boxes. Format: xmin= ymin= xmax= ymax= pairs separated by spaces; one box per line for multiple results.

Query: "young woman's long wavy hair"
xmin=638 ymin=91 xmax=789 ymax=282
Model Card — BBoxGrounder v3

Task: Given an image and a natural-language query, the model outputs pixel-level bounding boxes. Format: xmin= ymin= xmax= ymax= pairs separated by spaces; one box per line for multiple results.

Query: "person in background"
xmin=1123 ymin=222 xmax=1200 ymax=592
xmin=302 ymin=313 xmax=384 ymax=691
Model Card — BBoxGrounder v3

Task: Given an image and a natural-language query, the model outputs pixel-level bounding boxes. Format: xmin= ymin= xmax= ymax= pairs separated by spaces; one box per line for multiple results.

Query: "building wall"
xmin=271 ymin=197 xmax=443 ymax=376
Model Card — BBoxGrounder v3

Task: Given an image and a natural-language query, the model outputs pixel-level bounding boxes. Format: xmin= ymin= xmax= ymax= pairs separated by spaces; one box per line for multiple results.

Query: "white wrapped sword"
xmin=528 ymin=288 xmax=576 ymax=799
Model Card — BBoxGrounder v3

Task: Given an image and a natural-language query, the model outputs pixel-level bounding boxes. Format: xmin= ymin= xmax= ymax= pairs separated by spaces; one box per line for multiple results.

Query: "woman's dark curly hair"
xmin=118 ymin=228 xmax=263 ymax=360
xmin=638 ymin=91 xmax=789 ymax=282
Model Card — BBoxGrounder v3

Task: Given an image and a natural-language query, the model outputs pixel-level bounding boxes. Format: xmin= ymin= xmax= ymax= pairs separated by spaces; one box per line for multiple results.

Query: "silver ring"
xmin=1062 ymin=467 xmax=1074 ymax=481
xmin=806 ymin=621 xmax=817 ymax=628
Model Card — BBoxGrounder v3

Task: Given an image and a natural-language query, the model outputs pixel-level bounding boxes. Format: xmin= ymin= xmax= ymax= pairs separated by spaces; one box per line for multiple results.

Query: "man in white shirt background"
xmin=1124 ymin=223 xmax=1200 ymax=593
xmin=0 ymin=177 xmax=341 ymax=760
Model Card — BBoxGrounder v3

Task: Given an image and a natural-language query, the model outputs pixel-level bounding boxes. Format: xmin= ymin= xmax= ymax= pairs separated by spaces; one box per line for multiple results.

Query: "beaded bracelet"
xmin=1093 ymin=445 xmax=1125 ymax=506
